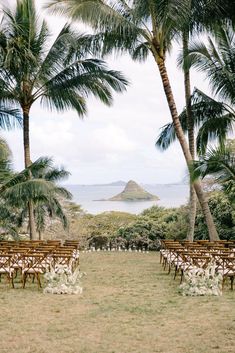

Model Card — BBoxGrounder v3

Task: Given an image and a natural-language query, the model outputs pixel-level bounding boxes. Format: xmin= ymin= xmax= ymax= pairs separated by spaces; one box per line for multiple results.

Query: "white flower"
xmin=179 ymin=261 xmax=222 ymax=297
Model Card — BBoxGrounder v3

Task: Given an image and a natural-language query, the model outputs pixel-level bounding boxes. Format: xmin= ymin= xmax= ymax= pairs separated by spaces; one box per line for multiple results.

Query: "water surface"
xmin=66 ymin=184 xmax=189 ymax=214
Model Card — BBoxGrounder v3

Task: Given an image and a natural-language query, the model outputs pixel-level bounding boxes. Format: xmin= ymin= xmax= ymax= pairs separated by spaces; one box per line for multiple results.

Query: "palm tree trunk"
xmin=183 ymin=32 xmax=197 ymax=242
xmin=23 ymin=108 xmax=37 ymax=241
xmin=155 ymin=57 xmax=219 ymax=241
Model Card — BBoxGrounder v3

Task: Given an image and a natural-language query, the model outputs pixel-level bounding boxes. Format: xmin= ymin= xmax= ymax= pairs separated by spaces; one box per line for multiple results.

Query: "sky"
xmin=2 ymin=0 xmax=212 ymax=185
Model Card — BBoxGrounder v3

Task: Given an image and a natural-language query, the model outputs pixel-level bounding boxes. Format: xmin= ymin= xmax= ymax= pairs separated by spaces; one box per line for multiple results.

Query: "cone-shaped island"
xmin=107 ymin=180 xmax=159 ymax=201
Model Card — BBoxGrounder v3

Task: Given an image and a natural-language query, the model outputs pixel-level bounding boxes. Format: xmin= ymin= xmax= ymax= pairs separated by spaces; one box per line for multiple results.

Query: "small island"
xmin=104 ymin=180 xmax=159 ymax=201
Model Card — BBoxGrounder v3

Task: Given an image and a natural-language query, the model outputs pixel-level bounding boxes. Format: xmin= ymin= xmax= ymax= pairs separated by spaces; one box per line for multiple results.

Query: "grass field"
xmin=0 ymin=252 xmax=234 ymax=353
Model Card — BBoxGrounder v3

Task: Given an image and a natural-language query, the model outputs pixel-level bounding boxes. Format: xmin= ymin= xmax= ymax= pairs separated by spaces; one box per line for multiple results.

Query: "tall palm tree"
xmin=46 ymin=0 xmax=220 ymax=240
xmin=176 ymin=0 xmax=227 ymax=241
xmin=156 ymin=88 xmax=235 ymax=233
xmin=0 ymin=0 xmax=128 ymax=239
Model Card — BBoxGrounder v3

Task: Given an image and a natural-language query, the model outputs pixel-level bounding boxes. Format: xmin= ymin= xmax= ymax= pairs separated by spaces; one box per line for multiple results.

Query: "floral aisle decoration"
xmin=179 ymin=262 xmax=223 ymax=296
xmin=44 ymin=264 xmax=83 ymax=295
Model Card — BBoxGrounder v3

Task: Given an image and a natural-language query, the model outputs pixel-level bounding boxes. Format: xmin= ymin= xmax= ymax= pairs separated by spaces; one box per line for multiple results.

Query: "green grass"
xmin=0 ymin=252 xmax=234 ymax=353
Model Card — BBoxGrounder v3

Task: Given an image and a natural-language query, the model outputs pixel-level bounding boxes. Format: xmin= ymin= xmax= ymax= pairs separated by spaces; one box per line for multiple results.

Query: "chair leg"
xmin=180 ymin=269 xmax=184 ymax=284
xmin=222 ymin=277 xmax=226 ymax=291
xmin=230 ymin=276 xmax=234 ymax=291
xmin=174 ymin=266 xmax=178 ymax=280
xmin=163 ymin=258 xmax=167 ymax=270
xmin=6 ymin=274 xmax=13 ymax=288
xmin=11 ymin=274 xmax=14 ymax=289
xmin=36 ymin=273 xmax=42 ymax=289
xmin=168 ymin=263 xmax=171 ymax=274
xmin=14 ymin=269 xmax=18 ymax=279
xmin=22 ymin=273 xmax=26 ymax=288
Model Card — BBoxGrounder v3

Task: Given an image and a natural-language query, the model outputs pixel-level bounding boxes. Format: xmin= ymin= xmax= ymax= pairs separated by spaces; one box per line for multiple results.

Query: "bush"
xmin=195 ymin=192 xmax=235 ymax=240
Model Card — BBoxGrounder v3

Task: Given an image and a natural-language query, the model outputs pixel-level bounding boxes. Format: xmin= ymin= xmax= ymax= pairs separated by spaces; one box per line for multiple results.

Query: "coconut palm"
xmin=0 ymin=137 xmax=23 ymax=238
xmin=185 ymin=23 xmax=235 ymax=105
xmin=172 ymin=0 xmax=228 ymax=240
xmin=0 ymin=156 xmax=72 ymax=240
xmin=159 ymin=22 xmax=235 ymax=152
xmin=193 ymin=146 xmax=235 ymax=183
xmin=46 ymin=0 xmax=220 ymax=240
xmin=161 ymin=20 xmax=235 ymax=239
xmin=0 ymin=0 xmax=128 ymax=239
xmin=156 ymin=88 xmax=235 ymax=153
xmin=192 ymin=146 xmax=235 ymax=204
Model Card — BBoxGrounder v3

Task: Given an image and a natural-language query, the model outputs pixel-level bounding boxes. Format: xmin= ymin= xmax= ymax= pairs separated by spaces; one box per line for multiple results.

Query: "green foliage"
xmin=74 ymin=206 xmax=189 ymax=249
xmin=195 ymin=192 xmax=235 ymax=240
xmin=156 ymin=88 xmax=235 ymax=155
xmin=191 ymin=145 xmax=235 ymax=205
xmin=0 ymin=139 xmax=72 ymax=238
xmin=0 ymin=0 xmax=128 ymax=116
xmin=46 ymin=0 xmax=191 ymax=62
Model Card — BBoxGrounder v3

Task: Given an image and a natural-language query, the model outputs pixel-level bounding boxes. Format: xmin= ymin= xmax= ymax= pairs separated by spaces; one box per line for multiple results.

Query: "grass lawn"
xmin=0 ymin=252 xmax=234 ymax=353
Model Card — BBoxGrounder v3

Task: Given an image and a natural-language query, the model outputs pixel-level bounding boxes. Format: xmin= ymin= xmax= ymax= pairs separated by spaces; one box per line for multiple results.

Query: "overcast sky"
xmin=2 ymin=0 xmax=212 ymax=185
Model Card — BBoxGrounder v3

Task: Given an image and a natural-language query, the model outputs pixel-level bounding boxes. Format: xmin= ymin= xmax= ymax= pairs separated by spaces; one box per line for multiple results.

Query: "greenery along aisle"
xmin=45 ymin=0 xmax=224 ymax=241
xmin=0 ymin=0 xmax=128 ymax=239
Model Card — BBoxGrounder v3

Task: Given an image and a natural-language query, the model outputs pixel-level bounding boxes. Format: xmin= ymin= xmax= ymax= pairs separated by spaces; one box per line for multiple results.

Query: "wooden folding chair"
xmin=219 ymin=255 xmax=235 ymax=290
xmin=0 ymin=254 xmax=14 ymax=288
xmin=22 ymin=254 xmax=48 ymax=289
xmin=52 ymin=254 xmax=74 ymax=272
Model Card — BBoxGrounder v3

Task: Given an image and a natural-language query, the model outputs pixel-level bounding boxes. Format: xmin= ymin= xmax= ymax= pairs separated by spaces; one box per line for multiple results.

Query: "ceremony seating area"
xmin=0 ymin=239 xmax=79 ymax=289
xmin=160 ymin=240 xmax=235 ymax=290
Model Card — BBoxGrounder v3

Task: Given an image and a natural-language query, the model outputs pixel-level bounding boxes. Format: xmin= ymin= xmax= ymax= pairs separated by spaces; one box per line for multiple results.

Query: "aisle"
xmin=0 ymin=252 xmax=234 ymax=353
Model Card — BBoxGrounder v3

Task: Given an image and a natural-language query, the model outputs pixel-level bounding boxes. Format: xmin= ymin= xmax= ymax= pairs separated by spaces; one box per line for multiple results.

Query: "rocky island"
xmin=106 ymin=180 xmax=159 ymax=201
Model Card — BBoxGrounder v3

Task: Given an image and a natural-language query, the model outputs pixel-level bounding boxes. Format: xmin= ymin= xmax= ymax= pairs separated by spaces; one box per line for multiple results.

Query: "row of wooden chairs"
xmin=0 ymin=239 xmax=79 ymax=289
xmin=160 ymin=240 xmax=235 ymax=290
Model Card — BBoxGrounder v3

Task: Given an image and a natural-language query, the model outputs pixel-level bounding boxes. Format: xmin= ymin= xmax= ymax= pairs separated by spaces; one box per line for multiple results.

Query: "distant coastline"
xmin=65 ymin=181 xmax=188 ymax=187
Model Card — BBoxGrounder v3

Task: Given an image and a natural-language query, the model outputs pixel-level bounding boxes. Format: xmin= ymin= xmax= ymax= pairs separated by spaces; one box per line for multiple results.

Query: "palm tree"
xmin=0 ymin=137 xmax=23 ymax=238
xmin=186 ymin=23 xmax=235 ymax=106
xmin=46 ymin=0 xmax=220 ymax=240
xmin=192 ymin=146 xmax=235 ymax=204
xmin=0 ymin=0 xmax=128 ymax=239
xmin=193 ymin=146 xmax=235 ymax=183
xmin=156 ymin=87 xmax=235 ymax=235
xmin=0 ymin=156 xmax=72 ymax=240
xmin=177 ymin=0 xmax=228 ymax=241
xmin=157 ymin=88 xmax=235 ymax=156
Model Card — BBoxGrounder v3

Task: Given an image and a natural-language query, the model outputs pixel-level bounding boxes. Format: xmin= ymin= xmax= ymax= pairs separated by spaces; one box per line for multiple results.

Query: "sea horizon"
xmin=65 ymin=183 xmax=189 ymax=215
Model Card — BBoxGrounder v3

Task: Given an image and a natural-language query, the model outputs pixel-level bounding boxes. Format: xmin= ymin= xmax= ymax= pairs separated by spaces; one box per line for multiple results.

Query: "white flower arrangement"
xmin=179 ymin=262 xmax=223 ymax=296
xmin=44 ymin=265 xmax=83 ymax=295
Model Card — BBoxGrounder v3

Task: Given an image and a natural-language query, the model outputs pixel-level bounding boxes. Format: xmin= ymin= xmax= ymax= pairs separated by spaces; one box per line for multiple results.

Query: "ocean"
xmin=66 ymin=184 xmax=189 ymax=215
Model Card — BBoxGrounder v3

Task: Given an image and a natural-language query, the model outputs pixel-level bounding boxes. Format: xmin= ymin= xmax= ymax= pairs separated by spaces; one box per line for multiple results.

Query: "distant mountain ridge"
xmin=77 ymin=180 xmax=127 ymax=187
xmin=65 ymin=181 xmax=187 ymax=187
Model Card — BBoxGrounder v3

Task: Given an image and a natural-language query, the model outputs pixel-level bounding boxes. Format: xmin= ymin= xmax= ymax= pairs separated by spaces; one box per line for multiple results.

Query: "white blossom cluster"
xmin=43 ymin=265 xmax=83 ymax=295
xmin=179 ymin=262 xmax=223 ymax=296
xmin=82 ymin=247 xmax=149 ymax=253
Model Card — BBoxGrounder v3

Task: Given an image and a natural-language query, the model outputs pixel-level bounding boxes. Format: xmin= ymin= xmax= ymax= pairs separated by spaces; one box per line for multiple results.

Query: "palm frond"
xmin=0 ymin=107 xmax=22 ymax=129
xmin=192 ymin=146 xmax=235 ymax=184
